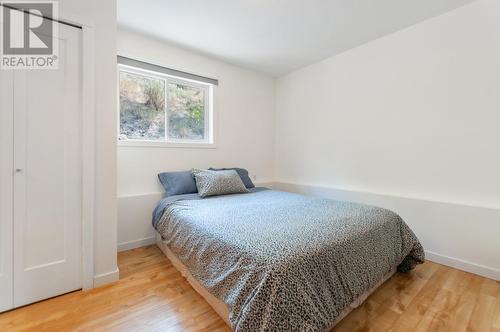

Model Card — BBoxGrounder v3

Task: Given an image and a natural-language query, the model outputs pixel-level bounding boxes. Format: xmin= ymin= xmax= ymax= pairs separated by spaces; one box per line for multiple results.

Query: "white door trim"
xmin=0 ymin=70 xmax=14 ymax=312
xmin=57 ymin=14 xmax=96 ymax=291
xmin=81 ymin=24 xmax=96 ymax=290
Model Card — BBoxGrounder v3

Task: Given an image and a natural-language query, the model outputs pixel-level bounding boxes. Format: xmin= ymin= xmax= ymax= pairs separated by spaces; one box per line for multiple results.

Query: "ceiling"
xmin=118 ymin=0 xmax=474 ymax=77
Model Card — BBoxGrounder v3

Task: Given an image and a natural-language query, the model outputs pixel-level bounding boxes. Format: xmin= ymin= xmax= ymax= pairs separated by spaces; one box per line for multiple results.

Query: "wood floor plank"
xmin=481 ymin=278 xmax=500 ymax=298
xmin=466 ymin=293 xmax=496 ymax=332
xmin=493 ymin=296 xmax=500 ymax=330
xmin=0 ymin=245 xmax=496 ymax=332
xmin=387 ymin=265 xmax=450 ymax=332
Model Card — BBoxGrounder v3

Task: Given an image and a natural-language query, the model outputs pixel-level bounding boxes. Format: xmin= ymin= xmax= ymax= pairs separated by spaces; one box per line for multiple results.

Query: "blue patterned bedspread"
xmin=154 ymin=189 xmax=424 ymax=331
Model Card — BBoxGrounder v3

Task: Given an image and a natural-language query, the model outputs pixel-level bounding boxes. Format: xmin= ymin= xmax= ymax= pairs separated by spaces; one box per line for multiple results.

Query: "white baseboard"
xmin=425 ymin=251 xmax=500 ymax=281
xmin=93 ymin=267 xmax=120 ymax=287
xmin=118 ymin=236 xmax=156 ymax=252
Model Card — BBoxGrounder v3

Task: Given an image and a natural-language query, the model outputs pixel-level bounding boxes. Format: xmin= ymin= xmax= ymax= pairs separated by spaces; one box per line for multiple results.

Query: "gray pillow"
xmin=209 ymin=167 xmax=255 ymax=188
xmin=158 ymin=170 xmax=198 ymax=196
xmin=192 ymin=168 xmax=249 ymax=198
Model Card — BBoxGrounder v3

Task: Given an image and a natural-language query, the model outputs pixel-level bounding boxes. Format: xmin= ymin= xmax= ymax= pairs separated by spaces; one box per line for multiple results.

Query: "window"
xmin=118 ymin=60 xmax=214 ymax=146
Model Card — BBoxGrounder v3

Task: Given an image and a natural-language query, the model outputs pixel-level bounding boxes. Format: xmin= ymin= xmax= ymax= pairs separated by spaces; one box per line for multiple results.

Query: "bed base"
xmin=155 ymin=231 xmax=395 ymax=331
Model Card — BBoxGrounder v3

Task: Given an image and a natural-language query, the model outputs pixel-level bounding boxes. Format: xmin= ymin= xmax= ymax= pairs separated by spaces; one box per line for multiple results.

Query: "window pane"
xmin=119 ymin=71 xmax=165 ymax=140
xmin=167 ymin=82 xmax=205 ymax=140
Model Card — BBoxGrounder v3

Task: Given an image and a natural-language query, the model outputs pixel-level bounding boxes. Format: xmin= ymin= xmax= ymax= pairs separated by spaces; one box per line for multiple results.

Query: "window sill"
xmin=117 ymin=140 xmax=217 ymax=149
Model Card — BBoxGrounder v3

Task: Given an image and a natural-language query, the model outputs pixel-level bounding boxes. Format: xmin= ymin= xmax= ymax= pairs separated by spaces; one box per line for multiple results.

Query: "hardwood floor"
xmin=0 ymin=245 xmax=498 ymax=331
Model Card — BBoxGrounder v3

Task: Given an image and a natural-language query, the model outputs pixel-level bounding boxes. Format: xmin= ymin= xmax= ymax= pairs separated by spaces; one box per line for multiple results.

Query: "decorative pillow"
xmin=191 ymin=168 xmax=249 ymax=198
xmin=158 ymin=170 xmax=198 ymax=196
xmin=209 ymin=167 xmax=255 ymax=188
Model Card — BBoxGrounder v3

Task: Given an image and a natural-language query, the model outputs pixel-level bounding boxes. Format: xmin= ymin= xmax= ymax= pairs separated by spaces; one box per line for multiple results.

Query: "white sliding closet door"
xmin=13 ymin=23 xmax=83 ymax=307
xmin=0 ymin=70 xmax=14 ymax=312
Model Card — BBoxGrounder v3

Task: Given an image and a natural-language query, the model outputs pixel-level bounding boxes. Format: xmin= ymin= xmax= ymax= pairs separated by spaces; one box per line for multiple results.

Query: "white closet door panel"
xmin=13 ymin=23 xmax=82 ymax=307
xmin=0 ymin=70 xmax=14 ymax=312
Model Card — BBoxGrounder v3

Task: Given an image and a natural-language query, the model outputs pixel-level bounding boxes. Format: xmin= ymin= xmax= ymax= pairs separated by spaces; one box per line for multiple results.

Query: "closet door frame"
xmin=75 ymin=18 xmax=97 ymax=291
xmin=0 ymin=70 xmax=14 ymax=312
xmin=48 ymin=13 xmax=97 ymax=291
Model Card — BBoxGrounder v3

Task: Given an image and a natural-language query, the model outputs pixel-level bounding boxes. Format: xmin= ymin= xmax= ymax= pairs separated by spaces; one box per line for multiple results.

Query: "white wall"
xmin=276 ymin=0 xmax=500 ymax=209
xmin=117 ymin=29 xmax=275 ymax=249
xmin=59 ymin=0 xmax=118 ymax=285
xmin=117 ymin=0 xmax=500 ymax=280
xmin=275 ymin=0 xmax=500 ymax=279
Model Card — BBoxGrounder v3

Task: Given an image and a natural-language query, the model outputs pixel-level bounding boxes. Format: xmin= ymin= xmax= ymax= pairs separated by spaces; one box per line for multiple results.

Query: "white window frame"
xmin=117 ymin=64 xmax=215 ymax=148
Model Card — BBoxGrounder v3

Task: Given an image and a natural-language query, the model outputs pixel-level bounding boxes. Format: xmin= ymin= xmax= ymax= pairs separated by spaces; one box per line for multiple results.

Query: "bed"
xmin=153 ymin=187 xmax=424 ymax=331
